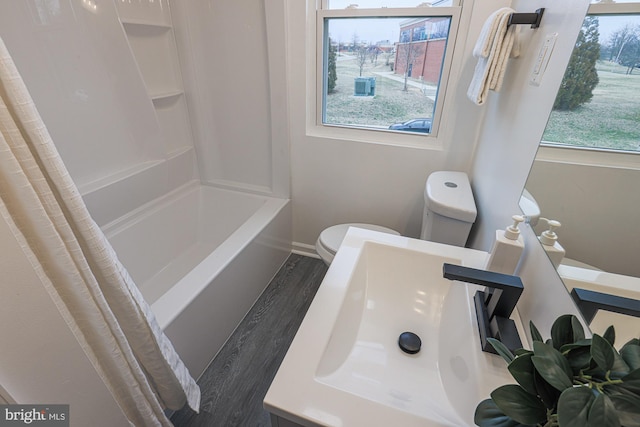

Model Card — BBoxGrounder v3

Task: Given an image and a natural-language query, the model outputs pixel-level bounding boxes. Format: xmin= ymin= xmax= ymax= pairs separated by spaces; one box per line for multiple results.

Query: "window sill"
xmin=306 ymin=123 xmax=444 ymax=150
xmin=537 ymin=144 xmax=640 ymax=170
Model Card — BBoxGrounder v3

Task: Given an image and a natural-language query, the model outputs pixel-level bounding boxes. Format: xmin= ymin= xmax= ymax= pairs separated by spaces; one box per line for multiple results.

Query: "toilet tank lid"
xmin=425 ymin=171 xmax=477 ymax=223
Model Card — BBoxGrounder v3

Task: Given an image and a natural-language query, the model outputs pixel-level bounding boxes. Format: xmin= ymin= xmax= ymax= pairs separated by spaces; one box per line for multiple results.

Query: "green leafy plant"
xmin=475 ymin=314 xmax=640 ymax=427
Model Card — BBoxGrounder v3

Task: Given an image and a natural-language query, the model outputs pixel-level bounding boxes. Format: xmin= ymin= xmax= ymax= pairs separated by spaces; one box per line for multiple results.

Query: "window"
xmin=315 ymin=1 xmax=461 ymax=140
xmin=542 ymin=1 xmax=640 ymax=154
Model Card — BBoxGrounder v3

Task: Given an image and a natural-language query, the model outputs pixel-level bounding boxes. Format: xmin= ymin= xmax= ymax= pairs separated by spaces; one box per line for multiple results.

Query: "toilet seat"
xmin=315 ymin=223 xmax=400 ymax=265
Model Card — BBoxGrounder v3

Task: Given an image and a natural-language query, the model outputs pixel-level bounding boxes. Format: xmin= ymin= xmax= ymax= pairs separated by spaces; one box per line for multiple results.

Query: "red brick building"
xmin=394 ymin=17 xmax=449 ymax=85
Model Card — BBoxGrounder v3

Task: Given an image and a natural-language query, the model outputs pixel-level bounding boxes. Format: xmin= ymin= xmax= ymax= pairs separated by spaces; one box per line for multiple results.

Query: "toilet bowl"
xmin=315 ymin=223 xmax=400 ymax=266
xmin=315 ymin=171 xmax=477 ymax=266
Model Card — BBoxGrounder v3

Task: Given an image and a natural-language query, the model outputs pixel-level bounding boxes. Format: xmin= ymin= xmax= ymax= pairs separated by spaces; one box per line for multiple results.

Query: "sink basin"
xmin=264 ymin=227 xmax=518 ymax=427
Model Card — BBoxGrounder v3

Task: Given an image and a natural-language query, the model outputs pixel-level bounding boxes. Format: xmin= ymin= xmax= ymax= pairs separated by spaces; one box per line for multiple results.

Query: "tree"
xmin=607 ymin=24 xmax=636 ymax=64
xmin=398 ymin=37 xmax=424 ymax=91
xmin=356 ymin=45 xmax=368 ymax=76
xmin=384 ymin=47 xmax=395 ymax=67
xmin=610 ymin=25 xmax=640 ymax=74
xmin=327 ymin=37 xmax=338 ymax=93
xmin=351 ymin=32 xmax=359 ymax=52
xmin=553 ymin=16 xmax=600 ymax=111
xmin=368 ymin=44 xmax=379 ymax=65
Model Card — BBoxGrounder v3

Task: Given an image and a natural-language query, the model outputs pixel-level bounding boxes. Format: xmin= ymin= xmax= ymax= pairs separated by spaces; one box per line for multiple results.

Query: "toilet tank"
xmin=420 ymin=171 xmax=477 ymax=247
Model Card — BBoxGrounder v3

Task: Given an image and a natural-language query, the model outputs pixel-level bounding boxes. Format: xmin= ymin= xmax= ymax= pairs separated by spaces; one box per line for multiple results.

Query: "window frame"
xmin=307 ymin=1 xmax=462 ymax=149
xmin=540 ymin=1 xmax=640 ymax=165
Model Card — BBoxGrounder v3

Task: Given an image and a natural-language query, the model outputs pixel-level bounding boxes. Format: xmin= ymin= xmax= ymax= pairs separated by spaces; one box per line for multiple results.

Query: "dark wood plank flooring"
xmin=171 ymin=254 xmax=327 ymax=427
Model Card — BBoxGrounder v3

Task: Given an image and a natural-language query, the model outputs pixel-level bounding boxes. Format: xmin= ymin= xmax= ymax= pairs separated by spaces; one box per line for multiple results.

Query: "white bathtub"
xmin=101 ymin=180 xmax=291 ymax=378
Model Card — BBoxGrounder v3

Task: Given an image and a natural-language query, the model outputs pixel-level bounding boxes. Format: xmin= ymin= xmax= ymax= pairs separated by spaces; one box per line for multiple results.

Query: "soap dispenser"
xmin=485 ymin=215 xmax=525 ymax=275
xmin=538 ymin=219 xmax=565 ymax=269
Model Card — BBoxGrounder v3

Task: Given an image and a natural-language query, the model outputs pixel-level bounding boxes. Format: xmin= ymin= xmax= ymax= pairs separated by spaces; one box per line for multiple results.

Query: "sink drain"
xmin=398 ymin=331 xmax=421 ymax=354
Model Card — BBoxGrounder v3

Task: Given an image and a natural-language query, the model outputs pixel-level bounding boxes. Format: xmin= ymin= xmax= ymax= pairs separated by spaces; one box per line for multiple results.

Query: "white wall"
xmin=526 ymin=156 xmax=640 ymax=278
xmin=0 ymin=0 xmax=194 ymax=423
xmin=170 ymin=0 xmax=290 ymax=197
xmin=0 ymin=215 xmax=128 ymax=425
xmin=0 ymin=1 xmax=161 ymax=190
xmin=468 ymin=0 xmax=592 ymax=336
xmin=0 ymin=0 xmax=198 ymax=227
xmin=281 ymin=0 xmax=595 ymax=337
xmin=285 ymin=0 xmax=493 ymax=251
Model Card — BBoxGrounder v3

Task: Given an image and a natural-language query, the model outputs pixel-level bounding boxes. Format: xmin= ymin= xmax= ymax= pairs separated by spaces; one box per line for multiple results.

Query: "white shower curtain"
xmin=0 ymin=37 xmax=199 ymax=426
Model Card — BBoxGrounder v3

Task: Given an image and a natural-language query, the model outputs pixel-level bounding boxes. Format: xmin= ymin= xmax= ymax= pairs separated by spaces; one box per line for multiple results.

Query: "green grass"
xmin=543 ymin=61 xmax=640 ymax=152
xmin=325 ymin=54 xmax=435 ymax=127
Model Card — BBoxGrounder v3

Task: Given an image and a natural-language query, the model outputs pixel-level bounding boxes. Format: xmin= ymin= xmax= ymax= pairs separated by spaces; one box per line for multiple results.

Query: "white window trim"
xmin=540 ymin=1 xmax=640 ymax=166
xmin=536 ymin=145 xmax=640 ymax=171
xmin=305 ymin=1 xmax=462 ymax=150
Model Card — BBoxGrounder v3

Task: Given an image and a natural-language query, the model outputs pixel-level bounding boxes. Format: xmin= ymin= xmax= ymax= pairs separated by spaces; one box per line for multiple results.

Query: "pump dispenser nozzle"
xmin=504 ymin=215 xmax=524 ymax=240
xmin=539 ymin=218 xmax=561 ymax=246
xmin=537 ymin=218 xmax=565 ymax=269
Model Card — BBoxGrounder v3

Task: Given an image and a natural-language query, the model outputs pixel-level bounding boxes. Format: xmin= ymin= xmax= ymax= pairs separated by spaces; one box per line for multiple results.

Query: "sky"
xmin=596 ymin=14 xmax=640 ymax=42
xmin=327 ymin=18 xmax=403 ymax=44
xmin=325 ymin=12 xmax=640 ymax=48
xmin=324 ymin=0 xmax=451 ymax=43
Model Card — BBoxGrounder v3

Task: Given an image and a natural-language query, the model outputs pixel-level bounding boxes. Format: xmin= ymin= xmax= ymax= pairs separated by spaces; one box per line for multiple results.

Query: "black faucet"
xmin=571 ymin=288 xmax=640 ymax=325
xmin=443 ymin=263 xmax=524 ymax=354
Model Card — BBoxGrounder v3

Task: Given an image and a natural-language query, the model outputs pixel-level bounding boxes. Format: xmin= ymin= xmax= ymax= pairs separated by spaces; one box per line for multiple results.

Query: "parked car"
xmin=388 ymin=118 xmax=432 ymax=133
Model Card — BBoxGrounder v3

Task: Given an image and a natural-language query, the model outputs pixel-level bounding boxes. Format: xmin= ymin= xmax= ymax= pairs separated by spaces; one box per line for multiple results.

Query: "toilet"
xmin=420 ymin=171 xmax=477 ymax=246
xmin=315 ymin=171 xmax=477 ymax=266
xmin=315 ymin=223 xmax=400 ymax=266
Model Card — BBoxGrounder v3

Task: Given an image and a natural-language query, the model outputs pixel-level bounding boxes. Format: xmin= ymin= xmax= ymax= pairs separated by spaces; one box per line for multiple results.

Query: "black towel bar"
xmin=508 ymin=8 xmax=545 ymax=29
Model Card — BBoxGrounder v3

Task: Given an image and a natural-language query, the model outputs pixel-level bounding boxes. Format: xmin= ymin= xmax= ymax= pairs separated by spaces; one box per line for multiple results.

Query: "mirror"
xmin=520 ymin=153 xmax=640 ymax=343
xmin=520 ymin=7 xmax=640 ymax=343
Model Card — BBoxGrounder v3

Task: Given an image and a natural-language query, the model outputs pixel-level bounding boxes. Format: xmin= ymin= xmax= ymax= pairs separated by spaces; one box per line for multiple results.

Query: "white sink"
xmin=264 ymin=227 xmax=518 ymax=427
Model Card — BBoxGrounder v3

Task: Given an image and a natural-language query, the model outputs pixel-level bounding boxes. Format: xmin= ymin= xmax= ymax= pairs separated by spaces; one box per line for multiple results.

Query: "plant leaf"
xmin=557 ymin=386 xmax=595 ymax=427
xmin=603 ymin=325 xmax=616 ymax=347
xmin=620 ymin=343 xmax=640 ymax=371
xmin=474 ymin=399 xmax=529 ymax=427
xmin=488 ymin=337 xmax=515 ymax=364
xmin=623 ymin=367 xmax=640 ymax=381
xmin=560 ymin=338 xmax=592 ymax=352
xmin=610 ymin=350 xmax=631 ymax=379
xmin=586 ymin=394 xmax=620 ymax=427
xmin=491 ymin=385 xmax=547 ymax=426
xmin=551 ymin=314 xmax=583 ymax=350
xmin=571 ymin=315 xmax=586 ymax=342
xmin=591 ymin=334 xmax=616 ymax=372
xmin=609 ymin=394 xmax=640 ymax=427
xmin=533 ymin=369 xmax=561 ymax=410
xmin=532 ymin=341 xmax=574 ymax=391
xmin=530 ymin=321 xmax=543 ymax=343
xmin=563 ymin=342 xmax=593 ymax=374
xmin=508 ymin=353 xmax=537 ymax=395
xmin=613 ymin=378 xmax=640 ymax=395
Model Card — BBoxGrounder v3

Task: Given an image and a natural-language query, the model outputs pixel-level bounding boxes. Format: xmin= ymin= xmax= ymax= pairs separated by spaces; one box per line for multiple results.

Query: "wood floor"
xmin=171 ymin=254 xmax=327 ymax=427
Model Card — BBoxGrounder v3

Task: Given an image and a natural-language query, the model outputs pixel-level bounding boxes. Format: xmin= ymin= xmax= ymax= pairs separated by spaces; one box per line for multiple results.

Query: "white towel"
xmin=467 ymin=8 xmax=520 ymax=105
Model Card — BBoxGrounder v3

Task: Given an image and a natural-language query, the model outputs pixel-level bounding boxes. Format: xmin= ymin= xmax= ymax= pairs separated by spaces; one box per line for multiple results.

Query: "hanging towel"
xmin=467 ymin=8 xmax=520 ymax=105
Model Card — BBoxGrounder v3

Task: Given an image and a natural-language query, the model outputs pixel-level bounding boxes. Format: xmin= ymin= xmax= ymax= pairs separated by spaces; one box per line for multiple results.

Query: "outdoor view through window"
xmin=543 ymin=13 xmax=640 ymax=153
xmin=323 ymin=15 xmax=452 ymax=135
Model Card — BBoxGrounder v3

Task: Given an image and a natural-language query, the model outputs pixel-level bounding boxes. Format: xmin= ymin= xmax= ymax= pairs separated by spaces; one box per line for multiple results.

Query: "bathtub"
xmin=101 ymin=180 xmax=291 ymax=378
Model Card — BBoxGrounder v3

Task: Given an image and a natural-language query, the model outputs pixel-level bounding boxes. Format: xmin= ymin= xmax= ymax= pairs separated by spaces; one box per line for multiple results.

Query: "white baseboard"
xmin=292 ymin=241 xmax=320 ymax=259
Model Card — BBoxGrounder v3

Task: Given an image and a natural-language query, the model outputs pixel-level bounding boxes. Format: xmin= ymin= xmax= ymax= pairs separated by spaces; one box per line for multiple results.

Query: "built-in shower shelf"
xmin=121 ymin=19 xmax=172 ymax=30
xmin=115 ymin=0 xmax=196 ymax=162
xmin=151 ymin=90 xmax=184 ymax=102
